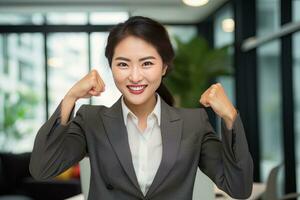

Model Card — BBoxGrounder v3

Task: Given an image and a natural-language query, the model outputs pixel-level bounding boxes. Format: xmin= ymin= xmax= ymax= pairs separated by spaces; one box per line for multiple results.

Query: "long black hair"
xmin=105 ymin=16 xmax=175 ymax=106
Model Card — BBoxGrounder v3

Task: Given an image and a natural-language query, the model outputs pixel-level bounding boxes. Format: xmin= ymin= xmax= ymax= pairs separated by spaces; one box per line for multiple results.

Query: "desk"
xmin=65 ymin=194 xmax=84 ymax=200
xmin=215 ymin=182 xmax=266 ymax=200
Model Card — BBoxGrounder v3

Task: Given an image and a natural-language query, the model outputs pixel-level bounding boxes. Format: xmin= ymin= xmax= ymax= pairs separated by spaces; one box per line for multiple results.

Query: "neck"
xmin=124 ymin=94 xmax=157 ymax=120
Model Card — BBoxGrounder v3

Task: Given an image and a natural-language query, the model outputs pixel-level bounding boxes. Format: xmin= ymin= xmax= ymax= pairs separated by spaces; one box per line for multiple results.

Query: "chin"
xmin=122 ymin=91 xmax=154 ymax=106
xmin=124 ymin=95 xmax=148 ymax=105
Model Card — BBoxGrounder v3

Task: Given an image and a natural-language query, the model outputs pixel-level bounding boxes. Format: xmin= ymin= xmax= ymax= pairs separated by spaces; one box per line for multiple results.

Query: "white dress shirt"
xmin=121 ymin=93 xmax=162 ymax=196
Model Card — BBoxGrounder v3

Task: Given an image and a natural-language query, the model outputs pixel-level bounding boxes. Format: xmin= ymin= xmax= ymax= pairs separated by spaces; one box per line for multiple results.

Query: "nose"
xmin=129 ymin=66 xmax=143 ymax=83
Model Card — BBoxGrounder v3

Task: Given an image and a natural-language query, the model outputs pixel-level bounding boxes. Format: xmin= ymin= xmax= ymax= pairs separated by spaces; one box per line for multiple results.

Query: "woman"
xmin=30 ymin=16 xmax=253 ymax=200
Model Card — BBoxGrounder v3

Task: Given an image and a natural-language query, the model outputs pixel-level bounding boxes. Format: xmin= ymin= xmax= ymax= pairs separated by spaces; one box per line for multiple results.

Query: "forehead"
xmin=113 ymin=36 xmax=160 ymax=58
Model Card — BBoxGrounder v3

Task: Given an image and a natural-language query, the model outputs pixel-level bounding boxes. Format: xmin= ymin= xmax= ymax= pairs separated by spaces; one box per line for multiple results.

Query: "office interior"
xmin=0 ymin=0 xmax=299 ymax=199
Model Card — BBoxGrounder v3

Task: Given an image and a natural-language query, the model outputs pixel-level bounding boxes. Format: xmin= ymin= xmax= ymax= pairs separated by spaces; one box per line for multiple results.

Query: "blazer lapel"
xmin=100 ymin=97 xmax=141 ymax=192
xmin=146 ymin=98 xmax=183 ymax=197
xmin=100 ymin=96 xmax=183 ymax=197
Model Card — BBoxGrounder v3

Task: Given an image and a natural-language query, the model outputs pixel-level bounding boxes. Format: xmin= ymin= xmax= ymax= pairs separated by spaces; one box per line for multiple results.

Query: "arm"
xmin=198 ymin=83 xmax=253 ymax=199
xmin=29 ymin=98 xmax=87 ymax=180
xmin=30 ymin=69 xmax=105 ymax=180
xmin=198 ymin=109 xmax=253 ymax=199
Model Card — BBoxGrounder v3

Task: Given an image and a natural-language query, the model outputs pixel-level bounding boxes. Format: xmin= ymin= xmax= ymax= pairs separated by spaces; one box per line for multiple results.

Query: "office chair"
xmin=263 ymin=164 xmax=300 ymax=200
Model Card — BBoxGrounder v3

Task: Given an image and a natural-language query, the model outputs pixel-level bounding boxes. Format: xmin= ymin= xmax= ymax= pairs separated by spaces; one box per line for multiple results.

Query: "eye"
xmin=143 ymin=61 xmax=153 ymax=67
xmin=117 ymin=62 xmax=128 ymax=68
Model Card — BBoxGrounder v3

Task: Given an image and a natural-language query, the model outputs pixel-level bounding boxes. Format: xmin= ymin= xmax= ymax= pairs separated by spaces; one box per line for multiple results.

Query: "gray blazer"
xmin=29 ymin=96 xmax=253 ymax=200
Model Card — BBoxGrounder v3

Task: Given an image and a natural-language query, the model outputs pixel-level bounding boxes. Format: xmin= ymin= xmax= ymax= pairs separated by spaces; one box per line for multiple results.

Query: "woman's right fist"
xmin=65 ymin=69 xmax=105 ymax=101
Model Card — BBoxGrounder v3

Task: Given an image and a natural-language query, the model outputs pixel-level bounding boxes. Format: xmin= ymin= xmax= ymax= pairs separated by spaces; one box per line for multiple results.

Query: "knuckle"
xmin=100 ymin=78 xmax=105 ymax=84
xmin=90 ymin=76 xmax=97 ymax=82
xmin=206 ymin=98 xmax=211 ymax=104
xmin=91 ymin=70 xmax=98 ymax=76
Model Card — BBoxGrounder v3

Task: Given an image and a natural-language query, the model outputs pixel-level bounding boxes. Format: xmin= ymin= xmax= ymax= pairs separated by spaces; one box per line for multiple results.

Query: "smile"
xmin=127 ymin=85 xmax=148 ymax=94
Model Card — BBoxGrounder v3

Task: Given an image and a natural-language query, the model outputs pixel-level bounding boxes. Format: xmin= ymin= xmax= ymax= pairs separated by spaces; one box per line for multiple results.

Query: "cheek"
xmin=112 ymin=69 xmax=126 ymax=84
xmin=144 ymin=71 xmax=163 ymax=86
xmin=112 ymin=70 xmax=125 ymax=89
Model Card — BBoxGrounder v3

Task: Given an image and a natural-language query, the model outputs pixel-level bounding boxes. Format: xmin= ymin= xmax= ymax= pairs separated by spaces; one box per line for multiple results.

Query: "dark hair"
xmin=105 ymin=16 xmax=175 ymax=106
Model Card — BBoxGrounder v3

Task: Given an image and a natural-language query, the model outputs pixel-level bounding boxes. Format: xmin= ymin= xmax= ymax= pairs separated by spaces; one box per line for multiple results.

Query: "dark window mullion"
xmin=280 ymin=0 xmax=296 ymax=194
xmin=44 ymin=31 xmax=49 ymax=120
xmin=86 ymin=12 xmax=92 ymax=105
xmin=233 ymin=0 xmax=260 ymax=182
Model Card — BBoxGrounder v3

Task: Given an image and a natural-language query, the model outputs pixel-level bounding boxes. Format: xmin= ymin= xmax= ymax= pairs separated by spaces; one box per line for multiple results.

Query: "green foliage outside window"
xmin=0 ymin=89 xmax=38 ymax=151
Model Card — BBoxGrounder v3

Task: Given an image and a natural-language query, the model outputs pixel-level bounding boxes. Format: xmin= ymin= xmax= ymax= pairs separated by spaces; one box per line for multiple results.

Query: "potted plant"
xmin=164 ymin=35 xmax=232 ymax=108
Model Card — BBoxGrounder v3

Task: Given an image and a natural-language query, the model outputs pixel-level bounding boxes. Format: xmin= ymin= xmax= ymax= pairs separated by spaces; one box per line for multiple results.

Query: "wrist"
xmin=61 ymin=95 xmax=76 ymax=125
xmin=63 ymin=96 xmax=77 ymax=106
xmin=222 ymin=107 xmax=237 ymax=129
xmin=64 ymin=92 xmax=78 ymax=103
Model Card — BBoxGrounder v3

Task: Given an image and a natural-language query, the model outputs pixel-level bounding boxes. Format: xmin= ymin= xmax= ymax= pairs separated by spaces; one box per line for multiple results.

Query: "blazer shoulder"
xmin=176 ymin=107 xmax=206 ymax=126
xmin=76 ymin=104 xmax=107 ymax=117
xmin=176 ymin=107 xmax=205 ymax=118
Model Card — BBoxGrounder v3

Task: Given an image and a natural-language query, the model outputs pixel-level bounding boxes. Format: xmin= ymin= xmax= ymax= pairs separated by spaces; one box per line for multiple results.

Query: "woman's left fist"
xmin=199 ymin=83 xmax=237 ymax=129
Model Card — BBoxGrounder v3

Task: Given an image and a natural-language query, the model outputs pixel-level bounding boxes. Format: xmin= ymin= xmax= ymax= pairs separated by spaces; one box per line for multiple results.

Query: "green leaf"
xmin=165 ymin=35 xmax=233 ymax=108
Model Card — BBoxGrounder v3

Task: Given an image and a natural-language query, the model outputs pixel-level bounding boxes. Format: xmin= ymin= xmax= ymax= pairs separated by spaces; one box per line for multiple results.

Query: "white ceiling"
xmin=0 ymin=0 xmax=228 ymax=23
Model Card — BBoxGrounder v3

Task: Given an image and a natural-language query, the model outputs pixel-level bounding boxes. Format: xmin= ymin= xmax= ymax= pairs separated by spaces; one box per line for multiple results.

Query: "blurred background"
xmin=0 ymin=0 xmax=299 ymax=199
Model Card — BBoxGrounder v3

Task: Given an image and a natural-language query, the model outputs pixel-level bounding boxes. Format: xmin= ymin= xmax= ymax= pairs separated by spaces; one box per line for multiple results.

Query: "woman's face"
xmin=111 ymin=36 xmax=167 ymax=106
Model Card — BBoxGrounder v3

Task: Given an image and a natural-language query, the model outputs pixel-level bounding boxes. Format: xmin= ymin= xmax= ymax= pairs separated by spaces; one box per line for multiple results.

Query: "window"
xmin=214 ymin=4 xmax=234 ymax=48
xmin=256 ymin=0 xmax=280 ymax=37
xmin=257 ymin=40 xmax=284 ymax=193
xmin=293 ymin=30 xmax=300 ymax=194
xmin=293 ymin=0 xmax=300 ymax=22
xmin=0 ymin=12 xmax=132 ymax=152
xmin=90 ymin=32 xmax=121 ymax=107
xmin=89 ymin=12 xmax=129 ymax=25
xmin=46 ymin=13 xmax=88 ymax=25
xmin=165 ymin=25 xmax=197 ymax=45
xmin=47 ymin=33 xmax=89 ymax=114
xmin=213 ymin=4 xmax=235 ymax=133
xmin=256 ymin=1 xmax=286 ymax=191
xmin=0 ymin=13 xmax=43 ymax=25
xmin=0 ymin=33 xmax=45 ymax=153
xmin=213 ymin=4 xmax=234 ymax=105
xmin=293 ymin=0 xmax=300 ymax=193
xmin=0 ymin=35 xmax=4 ymax=74
xmin=0 ymin=34 xmax=9 ymax=74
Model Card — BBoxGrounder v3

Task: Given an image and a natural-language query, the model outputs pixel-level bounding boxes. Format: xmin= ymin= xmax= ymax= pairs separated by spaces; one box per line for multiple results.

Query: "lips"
xmin=127 ymin=84 xmax=148 ymax=94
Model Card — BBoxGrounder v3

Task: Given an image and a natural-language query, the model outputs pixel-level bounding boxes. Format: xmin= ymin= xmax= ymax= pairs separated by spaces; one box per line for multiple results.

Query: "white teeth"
xmin=128 ymin=86 xmax=146 ymax=91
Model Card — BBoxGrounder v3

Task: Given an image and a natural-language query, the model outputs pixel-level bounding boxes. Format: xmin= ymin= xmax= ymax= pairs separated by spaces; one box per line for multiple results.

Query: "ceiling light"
xmin=182 ymin=0 xmax=209 ymax=7
xmin=222 ymin=18 xmax=235 ymax=32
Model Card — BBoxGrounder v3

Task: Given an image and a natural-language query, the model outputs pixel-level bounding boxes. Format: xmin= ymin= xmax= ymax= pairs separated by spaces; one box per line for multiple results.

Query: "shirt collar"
xmin=121 ymin=93 xmax=161 ymax=126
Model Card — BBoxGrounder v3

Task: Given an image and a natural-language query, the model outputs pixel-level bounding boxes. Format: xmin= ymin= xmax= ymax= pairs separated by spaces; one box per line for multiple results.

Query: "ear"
xmin=162 ymin=65 xmax=168 ymax=76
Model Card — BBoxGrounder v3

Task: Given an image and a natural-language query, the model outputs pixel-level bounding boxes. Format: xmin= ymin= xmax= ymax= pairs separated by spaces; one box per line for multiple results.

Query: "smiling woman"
xmin=111 ymin=36 xmax=167 ymax=115
xmin=30 ymin=16 xmax=253 ymax=200
xmin=105 ymin=16 xmax=175 ymax=108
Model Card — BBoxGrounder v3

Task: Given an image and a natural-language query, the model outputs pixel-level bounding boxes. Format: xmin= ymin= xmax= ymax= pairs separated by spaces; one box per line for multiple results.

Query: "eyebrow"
xmin=114 ymin=56 xmax=156 ymax=62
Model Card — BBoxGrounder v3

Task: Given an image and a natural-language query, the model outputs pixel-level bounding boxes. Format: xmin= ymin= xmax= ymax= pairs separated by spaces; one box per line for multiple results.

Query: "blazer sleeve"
xmin=198 ymin=109 xmax=253 ymax=199
xmin=29 ymin=100 xmax=87 ymax=180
